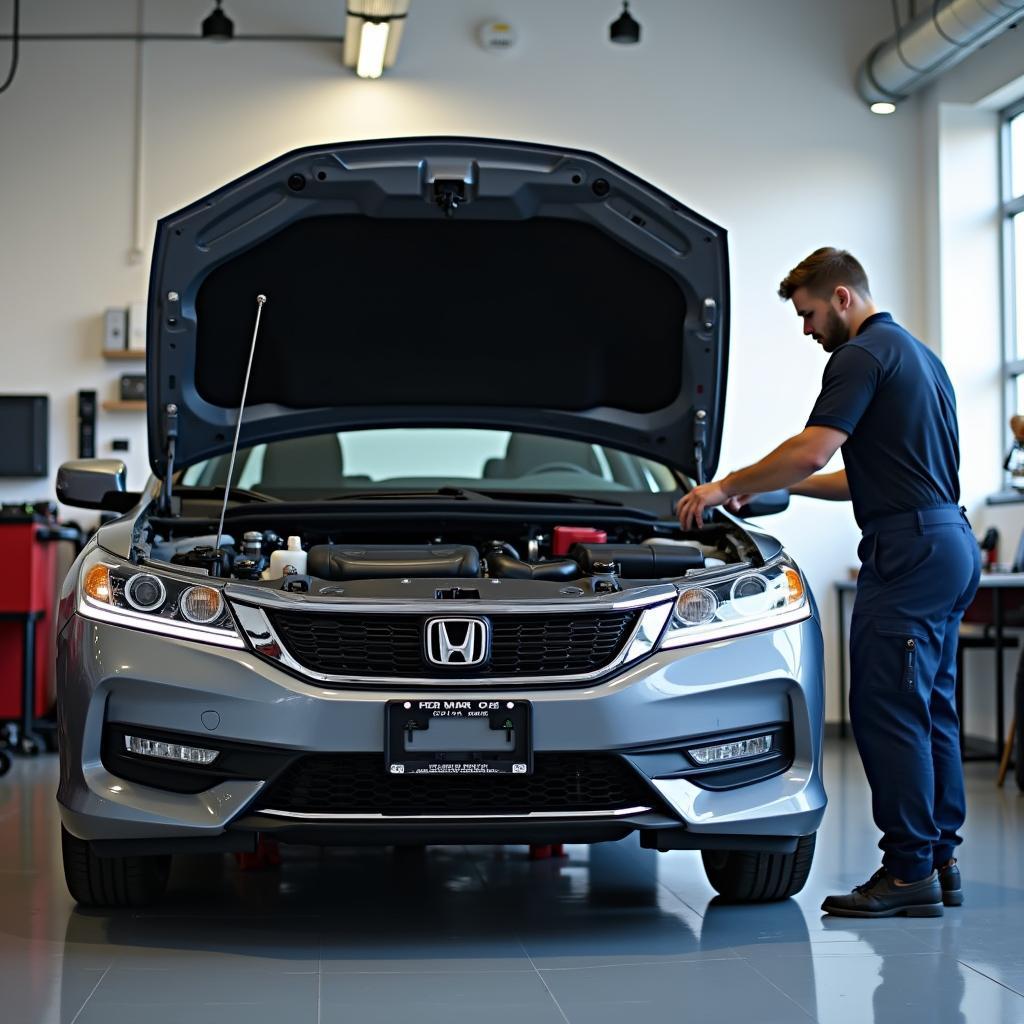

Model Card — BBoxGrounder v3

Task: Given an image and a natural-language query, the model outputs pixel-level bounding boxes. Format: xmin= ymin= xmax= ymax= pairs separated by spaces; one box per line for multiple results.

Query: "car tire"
xmin=61 ymin=826 xmax=171 ymax=908
xmin=701 ymin=833 xmax=816 ymax=903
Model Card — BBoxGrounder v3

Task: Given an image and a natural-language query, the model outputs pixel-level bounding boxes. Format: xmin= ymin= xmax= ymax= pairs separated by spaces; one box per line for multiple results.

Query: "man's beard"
xmin=818 ymin=308 xmax=850 ymax=353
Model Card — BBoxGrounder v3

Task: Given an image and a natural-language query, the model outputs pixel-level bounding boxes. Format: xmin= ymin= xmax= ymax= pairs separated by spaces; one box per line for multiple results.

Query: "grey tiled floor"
xmin=1 ymin=740 xmax=1022 ymax=1023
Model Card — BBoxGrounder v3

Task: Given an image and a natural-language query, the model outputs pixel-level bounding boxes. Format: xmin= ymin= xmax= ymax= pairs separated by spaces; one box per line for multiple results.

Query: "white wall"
xmin=0 ymin=0 xmax=965 ymax=721
xmin=917 ymin=26 xmax=1024 ymax=745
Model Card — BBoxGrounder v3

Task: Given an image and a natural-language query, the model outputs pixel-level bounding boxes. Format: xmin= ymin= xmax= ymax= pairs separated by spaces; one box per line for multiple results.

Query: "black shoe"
xmin=937 ymin=860 xmax=963 ymax=907
xmin=821 ymin=868 xmax=943 ymax=918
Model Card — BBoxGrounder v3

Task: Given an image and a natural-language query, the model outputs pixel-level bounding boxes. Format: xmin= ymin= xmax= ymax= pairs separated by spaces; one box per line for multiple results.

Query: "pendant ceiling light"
xmin=201 ymin=1 xmax=234 ymax=42
xmin=609 ymin=2 xmax=640 ymax=44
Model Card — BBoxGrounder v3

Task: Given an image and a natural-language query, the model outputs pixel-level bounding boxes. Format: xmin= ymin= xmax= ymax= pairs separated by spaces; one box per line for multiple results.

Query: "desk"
xmin=834 ymin=573 xmax=1024 ymax=756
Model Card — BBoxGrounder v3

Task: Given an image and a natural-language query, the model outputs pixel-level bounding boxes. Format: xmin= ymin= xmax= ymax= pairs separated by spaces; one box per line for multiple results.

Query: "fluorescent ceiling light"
xmin=343 ymin=1 xmax=410 ymax=78
xmin=356 ymin=20 xmax=390 ymax=78
xmin=870 ymin=101 xmax=897 ymax=115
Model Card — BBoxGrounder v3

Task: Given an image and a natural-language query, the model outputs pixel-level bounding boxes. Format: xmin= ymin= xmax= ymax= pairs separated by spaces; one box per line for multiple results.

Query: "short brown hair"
xmin=778 ymin=247 xmax=871 ymax=301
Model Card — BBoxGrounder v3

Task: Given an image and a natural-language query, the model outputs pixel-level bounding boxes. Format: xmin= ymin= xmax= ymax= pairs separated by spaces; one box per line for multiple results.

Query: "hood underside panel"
xmin=148 ymin=137 xmax=729 ymax=479
xmin=196 ymin=217 xmax=685 ymax=413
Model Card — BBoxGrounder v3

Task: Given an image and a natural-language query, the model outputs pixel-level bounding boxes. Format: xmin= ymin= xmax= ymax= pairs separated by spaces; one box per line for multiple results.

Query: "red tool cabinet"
xmin=0 ymin=517 xmax=81 ymax=756
xmin=0 ymin=522 xmax=56 ymax=721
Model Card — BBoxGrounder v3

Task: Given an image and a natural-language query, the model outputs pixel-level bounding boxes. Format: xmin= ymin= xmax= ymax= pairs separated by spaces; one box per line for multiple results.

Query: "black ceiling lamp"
xmin=609 ymin=2 xmax=640 ymax=44
xmin=201 ymin=1 xmax=234 ymax=41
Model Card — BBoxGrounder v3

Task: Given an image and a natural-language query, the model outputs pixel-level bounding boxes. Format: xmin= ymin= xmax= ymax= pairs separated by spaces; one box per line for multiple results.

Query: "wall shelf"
xmin=101 ymin=400 xmax=146 ymax=412
xmin=101 ymin=350 xmax=146 ymax=360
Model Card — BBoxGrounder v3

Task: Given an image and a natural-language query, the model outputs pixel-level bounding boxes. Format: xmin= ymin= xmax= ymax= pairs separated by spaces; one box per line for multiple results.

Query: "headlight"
xmin=660 ymin=555 xmax=810 ymax=649
xmin=77 ymin=546 xmax=243 ymax=648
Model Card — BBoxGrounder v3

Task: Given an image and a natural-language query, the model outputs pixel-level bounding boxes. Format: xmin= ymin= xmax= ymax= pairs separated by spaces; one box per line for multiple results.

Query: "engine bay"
xmin=146 ymin=517 xmax=764 ymax=598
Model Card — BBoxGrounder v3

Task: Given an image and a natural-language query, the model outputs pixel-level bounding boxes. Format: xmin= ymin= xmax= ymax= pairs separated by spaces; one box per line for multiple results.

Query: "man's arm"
xmin=719 ymin=427 xmax=848 ymax=496
xmin=676 ymin=426 xmax=848 ymax=529
xmin=790 ymin=469 xmax=850 ymax=501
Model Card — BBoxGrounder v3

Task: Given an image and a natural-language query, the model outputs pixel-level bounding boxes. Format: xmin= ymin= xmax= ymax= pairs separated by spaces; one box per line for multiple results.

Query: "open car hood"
xmin=147 ymin=137 xmax=729 ymax=482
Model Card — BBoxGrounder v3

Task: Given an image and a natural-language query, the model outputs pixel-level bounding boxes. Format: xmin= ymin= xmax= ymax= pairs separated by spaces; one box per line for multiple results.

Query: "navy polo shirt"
xmin=805 ymin=312 xmax=961 ymax=529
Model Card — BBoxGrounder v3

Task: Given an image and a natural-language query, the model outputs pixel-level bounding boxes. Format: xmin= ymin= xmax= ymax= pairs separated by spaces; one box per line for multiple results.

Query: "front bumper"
xmin=57 ymin=610 xmax=826 ymax=850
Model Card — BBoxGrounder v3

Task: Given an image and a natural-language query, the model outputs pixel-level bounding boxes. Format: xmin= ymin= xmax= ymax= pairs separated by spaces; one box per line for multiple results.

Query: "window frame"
xmin=1001 ymin=98 xmax=1024 ymax=485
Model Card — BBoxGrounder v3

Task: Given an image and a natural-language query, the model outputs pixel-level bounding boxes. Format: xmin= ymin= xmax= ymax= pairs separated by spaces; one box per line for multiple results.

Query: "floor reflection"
xmin=3 ymin=745 xmax=1020 ymax=1023
xmin=49 ymin=836 xmax=825 ymax=1023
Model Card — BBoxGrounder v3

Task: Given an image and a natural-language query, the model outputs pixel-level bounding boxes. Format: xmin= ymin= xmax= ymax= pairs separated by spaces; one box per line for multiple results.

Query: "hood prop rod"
xmin=158 ymin=403 xmax=179 ymax=515
xmin=213 ymin=294 xmax=267 ymax=565
xmin=693 ymin=409 xmax=707 ymax=485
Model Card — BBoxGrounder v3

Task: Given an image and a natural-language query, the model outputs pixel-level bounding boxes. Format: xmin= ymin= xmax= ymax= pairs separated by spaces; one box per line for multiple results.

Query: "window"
xmin=179 ymin=428 xmax=680 ymax=498
xmin=1003 ymin=101 xmax=1024 ymax=476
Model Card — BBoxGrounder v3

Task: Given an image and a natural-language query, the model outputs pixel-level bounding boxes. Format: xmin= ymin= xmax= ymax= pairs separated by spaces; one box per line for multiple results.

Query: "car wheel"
xmin=61 ymin=826 xmax=171 ymax=908
xmin=701 ymin=833 xmax=816 ymax=902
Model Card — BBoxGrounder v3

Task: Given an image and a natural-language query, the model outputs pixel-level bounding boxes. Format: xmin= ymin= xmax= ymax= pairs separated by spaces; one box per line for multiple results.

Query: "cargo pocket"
xmin=873 ymin=621 xmax=928 ymax=693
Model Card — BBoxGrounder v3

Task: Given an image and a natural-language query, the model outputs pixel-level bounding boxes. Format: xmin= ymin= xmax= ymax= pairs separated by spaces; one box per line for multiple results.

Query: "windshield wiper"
xmin=321 ymin=487 xmax=623 ymax=507
xmin=321 ymin=487 xmax=492 ymax=502
xmin=178 ymin=485 xmax=275 ymax=504
xmin=473 ymin=489 xmax=623 ymax=506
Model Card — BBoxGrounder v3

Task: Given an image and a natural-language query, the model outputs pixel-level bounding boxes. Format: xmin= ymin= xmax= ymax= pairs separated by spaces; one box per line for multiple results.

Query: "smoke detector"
xmin=478 ymin=20 xmax=518 ymax=52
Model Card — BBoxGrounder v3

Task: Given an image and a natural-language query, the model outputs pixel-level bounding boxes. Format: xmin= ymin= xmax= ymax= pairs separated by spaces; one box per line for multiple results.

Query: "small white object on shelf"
xmin=127 ymin=302 xmax=147 ymax=351
xmin=103 ymin=308 xmax=128 ymax=352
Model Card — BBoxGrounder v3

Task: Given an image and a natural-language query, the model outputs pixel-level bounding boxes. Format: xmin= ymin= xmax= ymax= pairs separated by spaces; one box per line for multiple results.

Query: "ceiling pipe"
xmin=857 ymin=0 xmax=1024 ymax=111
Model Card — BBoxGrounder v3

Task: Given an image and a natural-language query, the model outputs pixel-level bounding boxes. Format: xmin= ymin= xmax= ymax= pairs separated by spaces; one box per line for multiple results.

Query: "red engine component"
xmin=551 ymin=526 xmax=607 ymax=557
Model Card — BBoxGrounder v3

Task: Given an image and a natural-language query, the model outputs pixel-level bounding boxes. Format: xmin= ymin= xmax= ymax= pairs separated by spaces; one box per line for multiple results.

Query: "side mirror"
xmin=56 ymin=460 xmax=139 ymax=512
xmin=735 ymin=489 xmax=790 ymax=517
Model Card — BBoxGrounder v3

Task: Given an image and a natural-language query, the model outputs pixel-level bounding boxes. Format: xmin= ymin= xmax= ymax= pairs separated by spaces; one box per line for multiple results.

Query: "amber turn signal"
xmin=783 ymin=567 xmax=804 ymax=605
xmin=83 ymin=563 xmax=111 ymax=603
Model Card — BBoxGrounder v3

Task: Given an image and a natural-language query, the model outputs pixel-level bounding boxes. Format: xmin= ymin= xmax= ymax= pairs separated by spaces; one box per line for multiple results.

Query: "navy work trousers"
xmin=849 ymin=505 xmax=981 ymax=882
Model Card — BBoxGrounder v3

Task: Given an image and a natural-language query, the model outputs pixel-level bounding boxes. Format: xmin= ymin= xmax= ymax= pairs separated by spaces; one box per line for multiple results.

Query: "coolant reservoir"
xmin=265 ymin=535 xmax=307 ymax=579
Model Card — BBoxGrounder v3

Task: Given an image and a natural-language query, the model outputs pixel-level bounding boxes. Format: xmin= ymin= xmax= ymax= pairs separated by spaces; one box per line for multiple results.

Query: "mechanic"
xmin=676 ymin=247 xmax=980 ymax=918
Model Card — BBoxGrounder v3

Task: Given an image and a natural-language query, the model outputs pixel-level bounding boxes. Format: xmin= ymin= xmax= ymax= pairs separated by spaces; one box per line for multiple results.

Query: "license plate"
xmin=385 ymin=699 xmax=532 ymax=776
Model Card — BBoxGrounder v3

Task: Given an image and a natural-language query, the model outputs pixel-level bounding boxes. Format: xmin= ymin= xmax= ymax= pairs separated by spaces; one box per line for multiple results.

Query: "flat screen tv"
xmin=0 ymin=395 xmax=49 ymax=477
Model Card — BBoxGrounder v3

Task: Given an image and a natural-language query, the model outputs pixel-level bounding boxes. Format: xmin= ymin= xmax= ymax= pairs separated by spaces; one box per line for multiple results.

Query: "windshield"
xmin=179 ymin=428 xmax=680 ymax=499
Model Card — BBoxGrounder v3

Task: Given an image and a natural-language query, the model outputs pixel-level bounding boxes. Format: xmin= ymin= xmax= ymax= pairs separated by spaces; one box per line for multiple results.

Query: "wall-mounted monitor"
xmin=0 ymin=395 xmax=49 ymax=477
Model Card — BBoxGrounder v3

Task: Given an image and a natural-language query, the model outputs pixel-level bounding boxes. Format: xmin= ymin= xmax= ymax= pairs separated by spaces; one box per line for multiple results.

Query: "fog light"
xmin=124 ymin=735 xmax=219 ymax=764
xmin=675 ymin=587 xmax=718 ymax=625
xmin=688 ymin=734 xmax=773 ymax=765
xmin=179 ymin=585 xmax=223 ymax=624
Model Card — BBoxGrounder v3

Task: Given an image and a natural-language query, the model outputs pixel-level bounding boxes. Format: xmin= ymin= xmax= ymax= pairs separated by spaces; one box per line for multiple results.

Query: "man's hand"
xmin=724 ymin=493 xmax=753 ymax=513
xmin=675 ymin=426 xmax=848 ymax=530
xmin=675 ymin=480 xmax=732 ymax=530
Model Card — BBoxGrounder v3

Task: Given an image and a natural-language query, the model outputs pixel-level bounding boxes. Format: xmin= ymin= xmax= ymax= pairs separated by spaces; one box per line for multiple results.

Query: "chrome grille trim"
xmin=224 ymin=582 xmax=678 ymax=614
xmin=231 ymin=600 xmax=673 ymax=687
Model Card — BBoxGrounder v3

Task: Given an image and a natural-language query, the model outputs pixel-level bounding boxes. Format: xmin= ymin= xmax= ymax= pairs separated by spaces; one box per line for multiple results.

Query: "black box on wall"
xmin=77 ymin=390 xmax=96 ymax=460
xmin=119 ymin=374 xmax=146 ymax=401
xmin=0 ymin=395 xmax=48 ymax=477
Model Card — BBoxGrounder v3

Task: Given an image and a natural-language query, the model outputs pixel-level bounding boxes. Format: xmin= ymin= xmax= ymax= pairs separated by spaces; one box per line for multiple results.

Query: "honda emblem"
xmin=425 ymin=618 xmax=489 ymax=667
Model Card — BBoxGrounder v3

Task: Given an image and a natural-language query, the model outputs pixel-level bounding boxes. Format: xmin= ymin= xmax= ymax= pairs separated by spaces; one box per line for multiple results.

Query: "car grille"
xmin=264 ymin=610 xmax=639 ymax=679
xmin=256 ymin=753 xmax=659 ymax=816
